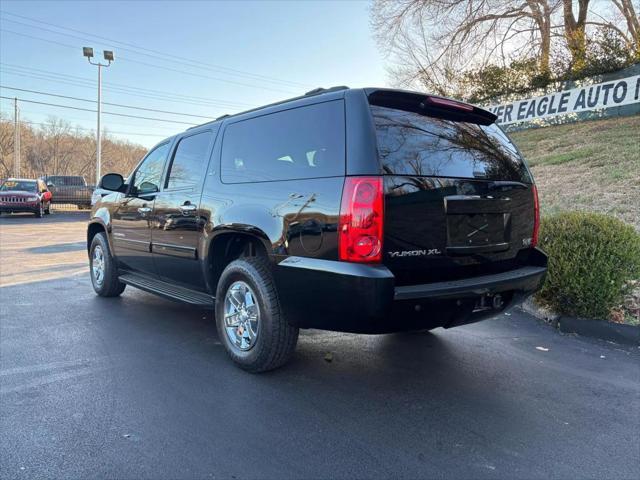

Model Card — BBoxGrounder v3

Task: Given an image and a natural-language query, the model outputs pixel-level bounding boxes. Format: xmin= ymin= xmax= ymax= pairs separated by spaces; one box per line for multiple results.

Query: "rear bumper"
xmin=274 ymin=249 xmax=547 ymax=333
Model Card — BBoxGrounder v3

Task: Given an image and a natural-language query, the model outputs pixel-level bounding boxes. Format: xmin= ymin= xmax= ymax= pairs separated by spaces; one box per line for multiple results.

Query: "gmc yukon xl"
xmin=87 ymin=87 xmax=547 ymax=372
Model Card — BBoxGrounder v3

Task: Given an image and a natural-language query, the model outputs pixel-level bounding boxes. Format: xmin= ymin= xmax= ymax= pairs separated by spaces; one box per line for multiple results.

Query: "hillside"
xmin=511 ymin=115 xmax=640 ymax=230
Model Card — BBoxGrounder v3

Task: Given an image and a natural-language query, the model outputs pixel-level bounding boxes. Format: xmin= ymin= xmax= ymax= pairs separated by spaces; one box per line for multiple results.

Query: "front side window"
xmin=132 ymin=143 xmax=170 ymax=195
xmin=166 ymin=131 xmax=213 ymax=190
xmin=221 ymin=100 xmax=345 ymax=183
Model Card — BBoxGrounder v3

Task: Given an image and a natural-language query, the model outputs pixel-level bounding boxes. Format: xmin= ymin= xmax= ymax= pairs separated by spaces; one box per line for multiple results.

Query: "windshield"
xmin=0 ymin=180 xmax=37 ymax=192
xmin=371 ymin=105 xmax=532 ymax=182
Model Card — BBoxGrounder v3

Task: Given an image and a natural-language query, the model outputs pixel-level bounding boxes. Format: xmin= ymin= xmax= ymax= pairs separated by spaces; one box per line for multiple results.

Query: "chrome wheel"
xmin=92 ymin=245 xmax=105 ymax=287
xmin=224 ymin=281 xmax=260 ymax=351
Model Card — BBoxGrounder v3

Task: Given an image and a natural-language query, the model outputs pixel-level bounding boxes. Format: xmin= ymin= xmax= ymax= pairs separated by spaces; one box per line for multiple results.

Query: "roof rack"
xmin=304 ymin=86 xmax=349 ymax=96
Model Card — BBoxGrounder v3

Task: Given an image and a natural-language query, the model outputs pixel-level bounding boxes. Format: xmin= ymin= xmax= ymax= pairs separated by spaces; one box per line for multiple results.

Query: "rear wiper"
xmin=487 ymin=181 xmax=528 ymax=191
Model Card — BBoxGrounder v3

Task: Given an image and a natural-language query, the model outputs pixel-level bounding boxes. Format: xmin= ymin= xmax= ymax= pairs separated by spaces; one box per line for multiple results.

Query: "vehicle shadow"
xmin=7 ymin=274 xmax=625 ymax=479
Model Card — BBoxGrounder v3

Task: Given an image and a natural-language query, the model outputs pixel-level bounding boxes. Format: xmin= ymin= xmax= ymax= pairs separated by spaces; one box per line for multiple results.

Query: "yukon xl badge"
xmin=388 ymin=249 xmax=442 ymax=258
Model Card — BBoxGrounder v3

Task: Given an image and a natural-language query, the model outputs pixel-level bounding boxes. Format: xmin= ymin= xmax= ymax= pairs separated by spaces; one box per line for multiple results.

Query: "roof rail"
xmin=186 ymin=85 xmax=350 ymax=132
xmin=304 ymin=85 xmax=349 ymax=96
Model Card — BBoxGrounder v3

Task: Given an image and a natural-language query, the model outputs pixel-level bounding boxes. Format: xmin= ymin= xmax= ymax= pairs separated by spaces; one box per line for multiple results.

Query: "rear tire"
xmin=90 ymin=232 xmax=126 ymax=297
xmin=215 ymin=257 xmax=298 ymax=373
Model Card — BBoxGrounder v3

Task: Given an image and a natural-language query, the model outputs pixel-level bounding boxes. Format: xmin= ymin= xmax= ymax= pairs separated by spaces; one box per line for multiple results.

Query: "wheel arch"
xmin=205 ymin=229 xmax=271 ymax=294
xmin=87 ymin=219 xmax=113 ymax=254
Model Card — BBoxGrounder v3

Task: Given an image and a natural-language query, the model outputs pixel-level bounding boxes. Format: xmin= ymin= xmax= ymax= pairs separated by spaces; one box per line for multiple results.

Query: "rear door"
xmin=368 ymin=92 xmax=536 ymax=285
xmin=111 ymin=142 xmax=171 ymax=275
xmin=151 ymin=129 xmax=216 ymax=289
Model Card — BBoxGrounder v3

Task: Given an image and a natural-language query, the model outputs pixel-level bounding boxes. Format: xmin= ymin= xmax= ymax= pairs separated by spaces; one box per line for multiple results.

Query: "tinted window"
xmin=47 ymin=176 xmax=64 ymax=185
xmin=371 ymin=106 xmax=531 ymax=182
xmin=132 ymin=143 xmax=170 ymax=195
xmin=221 ymin=100 xmax=345 ymax=183
xmin=166 ymin=131 xmax=212 ymax=190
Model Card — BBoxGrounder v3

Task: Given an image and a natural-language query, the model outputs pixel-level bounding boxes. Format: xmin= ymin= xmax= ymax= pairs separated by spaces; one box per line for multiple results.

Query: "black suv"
xmin=87 ymin=87 xmax=547 ymax=372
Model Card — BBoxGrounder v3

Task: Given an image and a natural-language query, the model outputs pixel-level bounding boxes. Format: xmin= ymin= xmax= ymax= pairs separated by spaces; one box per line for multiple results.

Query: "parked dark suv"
xmin=87 ymin=87 xmax=547 ymax=372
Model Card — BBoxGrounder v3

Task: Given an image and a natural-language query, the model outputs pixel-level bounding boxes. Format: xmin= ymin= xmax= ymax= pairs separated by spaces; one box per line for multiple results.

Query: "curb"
xmin=557 ymin=316 xmax=639 ymax=346
xmin=517 ymin=299 xmax=640 ymax=346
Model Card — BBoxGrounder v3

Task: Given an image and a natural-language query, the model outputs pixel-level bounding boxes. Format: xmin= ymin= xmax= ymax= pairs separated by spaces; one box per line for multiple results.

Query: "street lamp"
xmin=83 ymin=47 xmax=114 ymax=184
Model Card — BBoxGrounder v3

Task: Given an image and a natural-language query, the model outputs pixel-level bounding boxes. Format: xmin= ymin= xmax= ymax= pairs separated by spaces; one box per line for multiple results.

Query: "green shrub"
xmin=536 ymin=212 xmax=640 ymax=320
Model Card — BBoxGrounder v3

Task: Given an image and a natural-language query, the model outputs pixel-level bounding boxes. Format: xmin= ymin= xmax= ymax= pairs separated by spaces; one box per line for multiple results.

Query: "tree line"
xmin=371 ymin=0 xmax=639 ymax=103
xmin=0 ymin=115 xmax=148 ymax=184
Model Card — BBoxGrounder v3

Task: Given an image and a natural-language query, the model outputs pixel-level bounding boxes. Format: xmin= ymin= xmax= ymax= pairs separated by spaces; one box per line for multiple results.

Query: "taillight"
xmin=339 ymin=177 xmax=384 ymax=263
xmin=532 ymin=184 xmax=540 ymax=247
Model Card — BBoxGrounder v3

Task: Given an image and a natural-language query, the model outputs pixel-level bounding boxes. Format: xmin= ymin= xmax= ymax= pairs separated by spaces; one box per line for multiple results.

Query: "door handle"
xmin=179 ymin=203 xmax=197 ymax=215
xmin=137 ymin=207 xmax=152 ymax=214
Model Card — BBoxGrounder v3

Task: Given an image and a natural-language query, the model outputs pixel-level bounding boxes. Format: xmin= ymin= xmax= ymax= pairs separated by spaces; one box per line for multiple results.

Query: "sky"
xmin=0 ymin=0 xmax=387 ymax=148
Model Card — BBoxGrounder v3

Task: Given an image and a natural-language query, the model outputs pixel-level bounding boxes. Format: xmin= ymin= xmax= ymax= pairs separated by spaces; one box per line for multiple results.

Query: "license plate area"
xmin=446 ymin=213 xmax=511 ymax=254
xmin=444 ymin=195 xmax=512 ymax=255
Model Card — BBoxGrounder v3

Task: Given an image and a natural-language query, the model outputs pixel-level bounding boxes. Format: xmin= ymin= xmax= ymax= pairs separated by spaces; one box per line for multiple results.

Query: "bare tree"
xmin=371 ymin=0 xmax=638 ymax=94
xmin=562 ymin=0 xmax=590 ymax=71
xmin=0 ymin=116 xmax=147 ymax=181
xmin=371 ymin=0 xmax=561 ymax=94
xmin=587 ymin=0 xmax=640 ymax=56
xmin=0 ymin=113 xmax=15 ymax=178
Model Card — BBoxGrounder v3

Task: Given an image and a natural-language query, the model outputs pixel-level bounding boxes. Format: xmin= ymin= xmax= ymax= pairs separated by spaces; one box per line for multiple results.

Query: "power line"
xmin=0 ymin=21 xmax=298 ymax=94
xmin=0 ymin=85 xmax=215 ymax=119
xmin=0 ymin=96 xmax=198 ymax=125
xmin=0 ymin=62 xmax=254 ymax=108
xmin=1 ymin=67 xmax=238 ymax=112
xmin=0 ymin=10 xmax=311 ymax=89
xmin=0 ymin=116 xmax=167 ymax=138
xmin=3 ymin=106 xmax=181 ymax=133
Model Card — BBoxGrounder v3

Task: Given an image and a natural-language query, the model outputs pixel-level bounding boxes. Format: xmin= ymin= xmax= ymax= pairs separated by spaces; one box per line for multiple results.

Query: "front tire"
xmin=90 ymin=232 xmax=126 ymax=297
xmin=215 ymin=257 xmax=298 ymax=373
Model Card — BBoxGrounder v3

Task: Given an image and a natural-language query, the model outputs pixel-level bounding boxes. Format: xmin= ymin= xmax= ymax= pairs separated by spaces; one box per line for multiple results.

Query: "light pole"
xmin=83 ymin=47 xmax=114 ymax=184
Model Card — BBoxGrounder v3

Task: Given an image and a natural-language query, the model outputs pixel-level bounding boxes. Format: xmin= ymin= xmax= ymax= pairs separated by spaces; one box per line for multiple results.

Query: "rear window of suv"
xmin=371 ymin=105 xmax=531 ymax=182
xmin=221 ymin=100 xmax=345 ymax=183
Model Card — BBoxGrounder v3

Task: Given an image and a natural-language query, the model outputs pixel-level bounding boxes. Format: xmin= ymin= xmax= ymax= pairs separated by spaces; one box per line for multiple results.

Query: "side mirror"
xmin=47 ymin=183 xmax=54 ymax=188
xmin=100 ymin=173 xmax=125 ymax=192
xmin=137 ymin=181 xmax=158 ymax=195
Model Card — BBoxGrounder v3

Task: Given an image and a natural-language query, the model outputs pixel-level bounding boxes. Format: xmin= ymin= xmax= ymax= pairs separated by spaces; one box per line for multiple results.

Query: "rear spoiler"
xmin=365 ymin=88 xmax=497 ymax=126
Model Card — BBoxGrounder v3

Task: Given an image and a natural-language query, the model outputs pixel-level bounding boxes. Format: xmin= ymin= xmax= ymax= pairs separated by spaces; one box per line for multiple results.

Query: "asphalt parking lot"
xmin=1 ymin=213 xmax=639 ymax=479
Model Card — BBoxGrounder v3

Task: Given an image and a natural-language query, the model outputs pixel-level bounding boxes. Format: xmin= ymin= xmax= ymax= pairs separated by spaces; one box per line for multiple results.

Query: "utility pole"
xmin=13 ymin=97 xmax=20 ymax=178
xmin=83 ymin=47 xmax=114 ymax=184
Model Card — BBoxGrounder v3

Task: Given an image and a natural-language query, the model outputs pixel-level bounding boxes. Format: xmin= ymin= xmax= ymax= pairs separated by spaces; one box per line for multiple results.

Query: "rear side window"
xmin=166 ymin=131 xmax=213 ymax=190
xmin=371 ymin=105 xmax=531 ymax=182
xmin=221 ymin=100 xmax=345 ymax=183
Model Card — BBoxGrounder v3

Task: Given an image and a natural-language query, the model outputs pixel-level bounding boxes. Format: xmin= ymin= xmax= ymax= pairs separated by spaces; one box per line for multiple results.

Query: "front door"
xmin=111 ymin=142 xmax=171 ymax=275
xmin=151 ymin=130 xmax=214 ymax=289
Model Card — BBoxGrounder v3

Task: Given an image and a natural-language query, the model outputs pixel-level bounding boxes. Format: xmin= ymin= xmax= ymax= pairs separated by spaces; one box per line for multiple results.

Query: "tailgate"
xmin=368 ymin=91 xmax=537 ymax=285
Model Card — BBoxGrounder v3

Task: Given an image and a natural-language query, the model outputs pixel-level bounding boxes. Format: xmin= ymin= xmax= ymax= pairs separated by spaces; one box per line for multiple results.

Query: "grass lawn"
xmin=511 ymin=114 xmax=640 ymax=230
